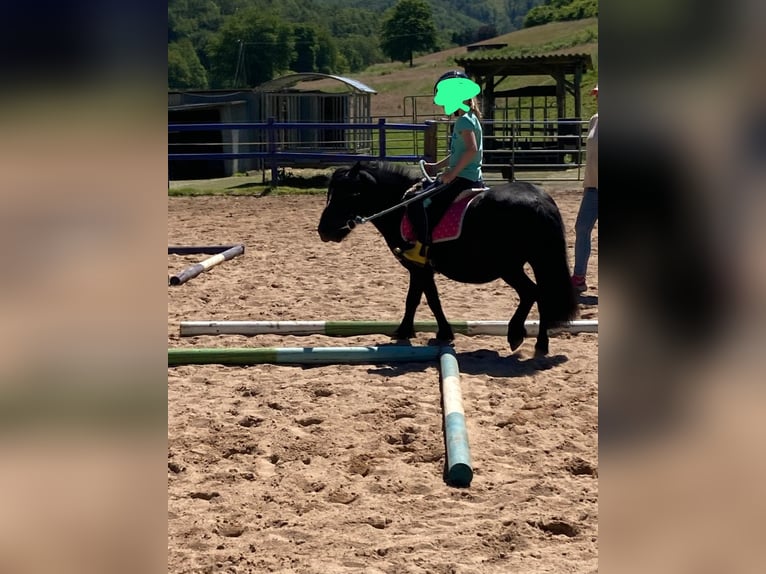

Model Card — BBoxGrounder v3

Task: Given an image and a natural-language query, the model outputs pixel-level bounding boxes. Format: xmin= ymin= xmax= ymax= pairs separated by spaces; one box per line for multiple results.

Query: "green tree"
xmin=524 ymin=0 xmax=597 ymax=28
xmin=208 ymin=9 xmax=294 ymax=88
xmin=292 ymin=25 xmax=318 ymax=73
xmin=168 ymin=0 xmax=223 ymax=43
xmin=380 ymin=0 xmax=437 ymax=67
xmin=314 ymin=30 xmax=341 ymax=74
xmin=338 ymin=35 xmax=385 ymax=72
xmin=168 ymin=39 xmax=209 ymax=89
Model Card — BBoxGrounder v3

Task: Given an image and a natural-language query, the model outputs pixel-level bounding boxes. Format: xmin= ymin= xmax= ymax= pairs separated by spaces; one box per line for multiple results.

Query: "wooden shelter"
xmin=454 ymin=52 xmax=593 ymax=173
xmin=456 ymin=52 xmax=592 ymax=120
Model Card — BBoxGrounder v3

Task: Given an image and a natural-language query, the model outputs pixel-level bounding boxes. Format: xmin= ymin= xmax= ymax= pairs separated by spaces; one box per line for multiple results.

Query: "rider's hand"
xmin=403 ymin=182 xmax=422 ymax=198
xmin=441 ymin=170 xmax=456 ymax=184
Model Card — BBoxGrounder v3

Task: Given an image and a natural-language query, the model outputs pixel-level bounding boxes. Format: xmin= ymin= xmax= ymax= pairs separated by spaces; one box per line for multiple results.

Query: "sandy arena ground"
xmin=168 ymin=185 xmax=598 ymax=574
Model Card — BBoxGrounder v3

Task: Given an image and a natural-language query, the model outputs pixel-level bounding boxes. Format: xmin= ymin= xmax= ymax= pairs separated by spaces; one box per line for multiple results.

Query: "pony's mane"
xmin=366 ymin=161 xmax=419 ymax=188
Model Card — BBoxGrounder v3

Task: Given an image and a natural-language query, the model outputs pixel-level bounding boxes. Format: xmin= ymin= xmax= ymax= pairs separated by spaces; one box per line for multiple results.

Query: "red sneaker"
xmin=571 ymin=275 xmax=587 ymax=293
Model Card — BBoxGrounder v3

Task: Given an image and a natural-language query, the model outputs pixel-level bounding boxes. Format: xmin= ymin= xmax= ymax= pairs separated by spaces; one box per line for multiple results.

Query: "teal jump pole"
xmin=168 ymin=345 xmax=442 ymax=366
xmin=439 ymin=347 xmax=473 ymax=487
xmin=179 ymin=319 xmax=599 ymax=337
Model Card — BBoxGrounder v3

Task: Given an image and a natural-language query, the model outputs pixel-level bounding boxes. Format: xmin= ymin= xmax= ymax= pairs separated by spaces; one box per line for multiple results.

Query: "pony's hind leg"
xmin=503 ymin=266 xmax=537 ymax=352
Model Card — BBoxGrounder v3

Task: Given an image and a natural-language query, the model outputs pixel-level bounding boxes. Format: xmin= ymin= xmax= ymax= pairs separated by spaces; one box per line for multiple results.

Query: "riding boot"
xmin=399 ymin=240 xmax=429 ymax=266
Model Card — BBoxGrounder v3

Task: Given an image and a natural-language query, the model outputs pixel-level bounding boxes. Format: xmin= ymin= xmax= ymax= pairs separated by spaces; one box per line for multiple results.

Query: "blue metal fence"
xmin=169 ymin=118 xmax=431 ymax=185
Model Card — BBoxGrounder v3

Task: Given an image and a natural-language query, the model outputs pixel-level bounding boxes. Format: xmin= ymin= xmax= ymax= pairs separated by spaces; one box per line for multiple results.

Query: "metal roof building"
xmin=169 ymin=74 xmax=377 ymax=179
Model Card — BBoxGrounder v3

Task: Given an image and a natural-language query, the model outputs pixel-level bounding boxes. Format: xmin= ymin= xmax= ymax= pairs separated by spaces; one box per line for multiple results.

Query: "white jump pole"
xmin=179 ymin=319 xmax=598 ymax=337
xmin=169 ymin=244 xmax=245 ymax=286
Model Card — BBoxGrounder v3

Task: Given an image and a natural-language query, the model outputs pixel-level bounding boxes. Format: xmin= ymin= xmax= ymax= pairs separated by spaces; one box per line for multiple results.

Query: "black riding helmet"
xmin=433 ymin=70 xmax=470 ymax=94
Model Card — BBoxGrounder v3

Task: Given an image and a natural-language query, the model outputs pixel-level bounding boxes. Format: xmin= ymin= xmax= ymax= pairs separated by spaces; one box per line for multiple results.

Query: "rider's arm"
xmin=442 ymin=130 xmax=478 ymax=183
xmin=424 ymin=155 xmax=450 ymax=176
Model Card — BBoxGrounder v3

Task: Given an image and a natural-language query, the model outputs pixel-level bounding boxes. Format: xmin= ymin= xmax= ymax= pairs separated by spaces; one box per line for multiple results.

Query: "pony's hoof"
xmin=508 ymin=328 xmax=527 ymax=351
xmin=436 ymin=331 xmax=455 ymax=342
xmin=392 ymin=328 xmax=415 ymax=340
xmin=534 ymin=343 xmax=549 ymax=356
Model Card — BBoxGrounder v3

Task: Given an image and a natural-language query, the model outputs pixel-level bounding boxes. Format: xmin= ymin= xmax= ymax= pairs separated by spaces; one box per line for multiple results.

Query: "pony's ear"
xmin=348 ymin=162 xmax=362 ymax=178
xmin=347 ymin=161 xmax=375 ymax=185
xmin=358 ymin=168 xmax=376 ymax=186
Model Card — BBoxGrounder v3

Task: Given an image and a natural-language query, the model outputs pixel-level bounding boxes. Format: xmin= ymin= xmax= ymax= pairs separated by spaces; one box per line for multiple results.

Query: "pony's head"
xmin=317 ymin=162 xmax=377 ymax=242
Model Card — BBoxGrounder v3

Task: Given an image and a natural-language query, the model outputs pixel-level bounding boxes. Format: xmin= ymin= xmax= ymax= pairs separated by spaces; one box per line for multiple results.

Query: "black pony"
xmin=317 ymin=162 xmax=578 ymax=355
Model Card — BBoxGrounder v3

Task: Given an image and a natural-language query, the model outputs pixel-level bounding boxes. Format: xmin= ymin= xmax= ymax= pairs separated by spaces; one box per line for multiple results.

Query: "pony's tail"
xmin=529 ymin=207 xmax=579 ymax=326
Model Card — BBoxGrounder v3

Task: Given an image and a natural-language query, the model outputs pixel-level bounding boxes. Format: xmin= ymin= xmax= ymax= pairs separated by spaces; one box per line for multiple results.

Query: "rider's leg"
xmin=401 ymin=201 xmax=430 ymax=265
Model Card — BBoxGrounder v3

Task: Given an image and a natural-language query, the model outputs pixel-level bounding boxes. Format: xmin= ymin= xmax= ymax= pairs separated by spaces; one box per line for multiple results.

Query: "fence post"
xmin=423 ymin=120 xmax=437 ymax=162
xmin=267 ymin=117 xmax=278 ymax=187
xmin=377 ymin=118 xmax=386 ymax=160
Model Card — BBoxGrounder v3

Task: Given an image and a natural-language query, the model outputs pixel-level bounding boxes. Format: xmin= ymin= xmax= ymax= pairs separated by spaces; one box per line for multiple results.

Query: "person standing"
xmin=400 ymin=70 xmax=484 ymax=266
xmin=572 ymin=84 xmax=599 ymax=292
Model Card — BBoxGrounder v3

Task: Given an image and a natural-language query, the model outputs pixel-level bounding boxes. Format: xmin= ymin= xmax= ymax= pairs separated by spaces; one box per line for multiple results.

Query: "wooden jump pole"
xmin=439 ymin=347 xmax=472 ymax=487
xmin=179 ymin=319 xmax=598 ymax=337
xmin=169 ymin=244 xmax=245 ymax=286
xmin=167 ymin=345 xmax=442 ymax=366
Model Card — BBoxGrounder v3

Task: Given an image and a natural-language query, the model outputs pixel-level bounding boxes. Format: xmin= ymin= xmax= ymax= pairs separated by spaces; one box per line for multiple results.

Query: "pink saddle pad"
xmin=401 ymin=190 xmax=481 ymax=243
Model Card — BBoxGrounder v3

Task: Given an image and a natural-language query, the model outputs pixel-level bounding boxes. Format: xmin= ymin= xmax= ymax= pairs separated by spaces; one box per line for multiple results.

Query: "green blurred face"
xmin=433 ymin=77 xmax=480 ymax=115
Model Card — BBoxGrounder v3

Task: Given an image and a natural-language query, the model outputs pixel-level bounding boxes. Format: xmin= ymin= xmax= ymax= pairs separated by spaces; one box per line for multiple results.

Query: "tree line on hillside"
xmin=524 ymin=0 xmax=598 ymax=28
xmin=168 ymin=0 xmax=591 ymax=91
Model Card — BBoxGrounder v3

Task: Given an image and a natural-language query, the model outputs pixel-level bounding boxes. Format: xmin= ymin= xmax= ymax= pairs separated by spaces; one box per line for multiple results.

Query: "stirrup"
xmin=395 ymin=241 xmax=429 ymax=266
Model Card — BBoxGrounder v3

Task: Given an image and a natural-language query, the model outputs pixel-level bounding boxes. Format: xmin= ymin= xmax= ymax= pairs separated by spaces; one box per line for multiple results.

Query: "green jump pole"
xmin=168 ymin=345 xmax=442 ymax=366
xmin=179 ymin=319 xmax=599 ymax=337
xmin=439 ymin=347 xmax=472 ymax=487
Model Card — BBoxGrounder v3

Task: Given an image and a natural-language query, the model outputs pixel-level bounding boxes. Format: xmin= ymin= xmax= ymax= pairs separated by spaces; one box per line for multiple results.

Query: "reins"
xmin=351 ymin=180 xmax=445 ymax=226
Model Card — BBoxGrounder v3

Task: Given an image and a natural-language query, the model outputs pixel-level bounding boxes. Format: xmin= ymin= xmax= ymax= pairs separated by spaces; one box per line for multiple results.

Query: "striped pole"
xmin=169 ymin=244 xmax=245 ymax=286
xmin=179 ymin=319 xmax=598 ymax=337
xmin=439 ymin=347 xmax=472 ymax=487
xmin=168 ymin=345 xmax=442 ymax=366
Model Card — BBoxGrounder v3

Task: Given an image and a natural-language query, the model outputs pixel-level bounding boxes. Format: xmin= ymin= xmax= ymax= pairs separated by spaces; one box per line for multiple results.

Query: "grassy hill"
xmin=345 ymin=17 xmax=599 ymax=120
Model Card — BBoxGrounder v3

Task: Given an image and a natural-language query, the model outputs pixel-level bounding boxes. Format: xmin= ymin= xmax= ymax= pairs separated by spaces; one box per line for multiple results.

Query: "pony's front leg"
xmin=393 ymin=271 xmax=425 ymax=340
xmin=420 ymin=270 xmax=454 ymax=342
xmin=503 ymin=266 xmax=537 ymax=352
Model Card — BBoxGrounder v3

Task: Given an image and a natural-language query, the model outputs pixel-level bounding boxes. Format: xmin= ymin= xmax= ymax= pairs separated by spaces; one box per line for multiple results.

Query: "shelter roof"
xmin=254 ymin=73 xmax=377 ymax=94
xmin=455 ymin=52 xmax=593 ymax=76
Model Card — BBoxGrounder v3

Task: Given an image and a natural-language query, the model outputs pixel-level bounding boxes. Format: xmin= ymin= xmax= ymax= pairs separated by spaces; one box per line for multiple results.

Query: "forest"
xmin=168 ymin=0 xmax=597 ymax=90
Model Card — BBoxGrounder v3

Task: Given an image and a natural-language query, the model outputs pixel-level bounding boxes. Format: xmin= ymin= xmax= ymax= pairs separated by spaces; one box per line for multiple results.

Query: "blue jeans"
xmin=573 ymin=187 xmax=598 ymax=277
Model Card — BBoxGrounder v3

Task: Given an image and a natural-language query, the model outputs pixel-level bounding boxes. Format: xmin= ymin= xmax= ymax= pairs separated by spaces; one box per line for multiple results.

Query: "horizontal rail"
xmin=168 ymin=152 xmax=421 ymax=162
xmin=168 ymin=121 xmax=428 ymax=132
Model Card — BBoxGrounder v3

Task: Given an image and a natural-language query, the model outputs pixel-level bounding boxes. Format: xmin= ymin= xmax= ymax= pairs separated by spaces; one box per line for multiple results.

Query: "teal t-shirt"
xmin=449 ymin=111 xmax=483 ymax=182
